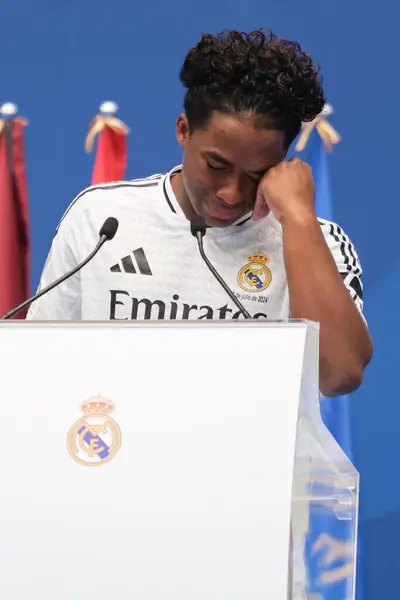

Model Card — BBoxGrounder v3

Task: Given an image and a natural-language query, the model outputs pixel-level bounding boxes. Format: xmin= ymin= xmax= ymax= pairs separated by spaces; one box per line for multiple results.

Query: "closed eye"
xmin=248 ymin=173 xmax=263 ymax=182
xmin=207 ymin=161 xmax=226 ymax=171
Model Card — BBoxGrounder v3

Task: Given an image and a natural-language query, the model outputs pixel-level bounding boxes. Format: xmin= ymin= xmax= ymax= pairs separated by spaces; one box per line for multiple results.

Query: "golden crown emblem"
xmin=81 ymin=394 xmax=114 ymax=415
xmin=248 ymin=252 xmax=269 ymax=265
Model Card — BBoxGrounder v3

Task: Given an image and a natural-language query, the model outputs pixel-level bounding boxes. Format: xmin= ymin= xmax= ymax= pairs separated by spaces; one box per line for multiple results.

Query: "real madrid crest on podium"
xmin=67 ymin=394 xmax=122 ymax=466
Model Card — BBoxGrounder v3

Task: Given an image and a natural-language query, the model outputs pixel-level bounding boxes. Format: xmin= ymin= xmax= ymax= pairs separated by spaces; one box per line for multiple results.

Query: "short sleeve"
xmin=26 ymin=207 xmax=83 ymax=321
xmin=319 ymin=218 xmax=364 ymax=314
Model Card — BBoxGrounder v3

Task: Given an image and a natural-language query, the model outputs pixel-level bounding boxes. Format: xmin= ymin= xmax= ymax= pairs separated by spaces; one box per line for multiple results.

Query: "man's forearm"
xmin=282 ymin=213 xmax=373 ymax=397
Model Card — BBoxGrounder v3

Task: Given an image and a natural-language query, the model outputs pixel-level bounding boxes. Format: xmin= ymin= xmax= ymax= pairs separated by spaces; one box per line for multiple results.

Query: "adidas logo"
xmin=110 ymin=247 xmax=152 ymax=276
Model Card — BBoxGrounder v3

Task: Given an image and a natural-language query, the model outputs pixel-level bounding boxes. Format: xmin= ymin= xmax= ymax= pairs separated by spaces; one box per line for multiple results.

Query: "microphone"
xmin=190 ymin=215 xmax=251 ymax=319
xmin=99 ymin=217 xmax=119 ymax=241
xmin=1 ymin=216 xmax=119 ymax=320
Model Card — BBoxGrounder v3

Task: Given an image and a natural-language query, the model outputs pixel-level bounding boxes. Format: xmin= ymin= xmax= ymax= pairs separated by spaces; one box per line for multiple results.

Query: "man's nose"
xmin=216 ymin=177 xmax=245 ymax=206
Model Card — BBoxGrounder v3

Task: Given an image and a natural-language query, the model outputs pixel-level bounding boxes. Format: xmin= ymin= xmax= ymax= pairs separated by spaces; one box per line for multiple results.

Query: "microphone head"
xmin=99 ymin=217 xmax=119 ymax=241
xmin=190 ymin=214 xmax=207 ymax=238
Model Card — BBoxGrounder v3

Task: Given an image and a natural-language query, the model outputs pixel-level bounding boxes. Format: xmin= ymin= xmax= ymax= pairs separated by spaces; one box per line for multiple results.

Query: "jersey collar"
xmin=162 ymin=165 xmax=186 ymax=216
xmin=162 ymin=164 xmax=254 ymax=228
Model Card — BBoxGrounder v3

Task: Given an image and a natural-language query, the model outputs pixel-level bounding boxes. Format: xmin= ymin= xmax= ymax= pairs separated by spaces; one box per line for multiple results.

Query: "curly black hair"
xmin=180 ymin=29 xmax=325 ymax=148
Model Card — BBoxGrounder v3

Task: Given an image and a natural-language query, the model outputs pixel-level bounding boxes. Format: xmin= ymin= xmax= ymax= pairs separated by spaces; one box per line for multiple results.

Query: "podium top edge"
xmin=0 ymin=319 xmax=319 ymax=330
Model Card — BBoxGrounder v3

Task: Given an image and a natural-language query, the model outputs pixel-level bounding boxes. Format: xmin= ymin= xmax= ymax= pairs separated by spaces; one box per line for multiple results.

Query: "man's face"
xmin=176 ymin=112 xmax=286 ymax=227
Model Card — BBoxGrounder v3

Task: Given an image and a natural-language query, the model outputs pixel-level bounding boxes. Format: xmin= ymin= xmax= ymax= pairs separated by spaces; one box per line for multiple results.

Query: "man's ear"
xmin=176 ymin=114 xmax=189 ymax=149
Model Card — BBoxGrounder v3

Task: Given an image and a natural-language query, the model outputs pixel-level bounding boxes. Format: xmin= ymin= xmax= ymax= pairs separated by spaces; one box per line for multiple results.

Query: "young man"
xmin=27 ymin=29 xmax=373 ymax=397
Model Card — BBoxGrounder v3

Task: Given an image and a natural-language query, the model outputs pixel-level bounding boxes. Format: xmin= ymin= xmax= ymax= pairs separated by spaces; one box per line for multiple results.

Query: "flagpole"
xmin=0 ymin=102 xmax=30 ymax=318
xmin=85 ymin=101 xmax=129 ymax=185
xmin=0 ymin=103 xmax=18 ymax=175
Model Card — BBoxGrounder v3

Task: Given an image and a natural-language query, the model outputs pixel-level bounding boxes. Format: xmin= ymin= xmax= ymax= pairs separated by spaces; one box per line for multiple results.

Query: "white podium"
xmin=0 ymin=320 xmax=358 ymax=599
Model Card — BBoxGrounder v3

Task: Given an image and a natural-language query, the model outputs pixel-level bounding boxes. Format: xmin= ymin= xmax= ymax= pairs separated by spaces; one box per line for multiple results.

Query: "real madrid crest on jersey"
xmin=237 ymin=252 xmax=272 ymax=293
xmin=67 ymin=395 xmax=122 ymax=467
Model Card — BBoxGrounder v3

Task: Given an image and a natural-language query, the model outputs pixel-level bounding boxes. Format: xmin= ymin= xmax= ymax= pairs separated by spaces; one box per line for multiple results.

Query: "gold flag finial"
xmin=295 ymin=103 xmax=341 ymax=153
xmin=0 ymin=103 xmax=28 ymax=136
xmin=85 ymin=101 xmax=129 ymax=153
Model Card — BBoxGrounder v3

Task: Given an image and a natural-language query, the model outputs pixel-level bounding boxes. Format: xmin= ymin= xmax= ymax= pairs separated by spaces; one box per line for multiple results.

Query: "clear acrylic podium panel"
xmin=291 ymin=402 xmax=359 ymax=599
xmin=0 ymin=319 xmax=359 ymax=600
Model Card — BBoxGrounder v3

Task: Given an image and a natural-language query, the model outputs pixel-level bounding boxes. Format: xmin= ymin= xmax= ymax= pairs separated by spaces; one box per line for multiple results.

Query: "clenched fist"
xmin=252 ymin=157 xmax=316 ymax=224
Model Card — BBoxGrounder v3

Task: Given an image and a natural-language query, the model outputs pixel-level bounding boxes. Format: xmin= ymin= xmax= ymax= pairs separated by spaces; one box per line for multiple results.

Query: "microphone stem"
xmin=1 ymin=235 xmax=108 ymax=320
xmin=196 ymin=234 xmax=251 ymax=319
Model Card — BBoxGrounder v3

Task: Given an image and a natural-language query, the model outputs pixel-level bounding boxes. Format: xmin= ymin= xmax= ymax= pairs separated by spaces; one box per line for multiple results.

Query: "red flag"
xmin=85 ymin=105 xmax=129 ymax=185
xmin=0 ymin=118 xmax=30 ymax=318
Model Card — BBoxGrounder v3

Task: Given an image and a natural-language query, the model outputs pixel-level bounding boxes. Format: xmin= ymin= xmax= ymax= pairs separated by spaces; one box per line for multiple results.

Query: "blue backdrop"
xmin=2 ymin=1 xmax=398 ymax=597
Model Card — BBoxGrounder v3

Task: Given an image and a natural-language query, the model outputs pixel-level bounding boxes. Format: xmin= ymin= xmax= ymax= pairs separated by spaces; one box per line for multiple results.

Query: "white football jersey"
xmin=26 ymin=166 xmax=364 ymax=321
